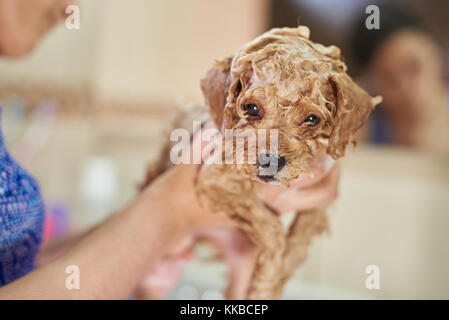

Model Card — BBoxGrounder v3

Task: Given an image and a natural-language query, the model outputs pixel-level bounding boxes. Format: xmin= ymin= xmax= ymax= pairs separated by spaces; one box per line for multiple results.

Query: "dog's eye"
xmin=243 ymin=104 xmax=260 ymax=117
xmin=303 ymin=114 xmax=321 ymax=126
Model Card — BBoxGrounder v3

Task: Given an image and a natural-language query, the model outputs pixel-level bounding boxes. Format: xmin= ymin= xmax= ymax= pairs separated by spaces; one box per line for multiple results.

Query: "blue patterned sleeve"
xmin=0 ymin=106 xmax=45 ymax=286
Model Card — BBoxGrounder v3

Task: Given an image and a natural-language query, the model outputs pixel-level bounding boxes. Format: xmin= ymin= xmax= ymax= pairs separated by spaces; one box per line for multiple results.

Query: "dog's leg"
xmin=272 ymin=208 xmax=329 ymax=297
xmin=242 ymin=204 xmax=286 ymax=300
xmin=224 ymin=204 xmax=286 ymax=300
xmin=197 ymin=164 xmax=286 ymax=300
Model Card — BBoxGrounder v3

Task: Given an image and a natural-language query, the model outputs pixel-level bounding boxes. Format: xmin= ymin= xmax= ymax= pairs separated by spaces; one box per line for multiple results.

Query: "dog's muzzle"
xmin=257 ymin=153 xmax=286 ymax=182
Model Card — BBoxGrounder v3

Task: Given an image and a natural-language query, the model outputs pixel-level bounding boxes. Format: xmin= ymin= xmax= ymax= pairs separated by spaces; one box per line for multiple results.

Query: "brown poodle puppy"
xmin=142 ymin=26 xmax=381 ymax=299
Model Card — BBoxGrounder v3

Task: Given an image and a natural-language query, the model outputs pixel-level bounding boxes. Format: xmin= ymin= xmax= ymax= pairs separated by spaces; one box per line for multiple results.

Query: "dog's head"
xmin=201 ymin=26 xmax=381 ymax=185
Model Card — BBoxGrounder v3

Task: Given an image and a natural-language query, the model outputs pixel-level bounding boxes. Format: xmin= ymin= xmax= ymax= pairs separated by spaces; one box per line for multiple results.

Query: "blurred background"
xmin=0 ymin=0 xmax=448 ymax=299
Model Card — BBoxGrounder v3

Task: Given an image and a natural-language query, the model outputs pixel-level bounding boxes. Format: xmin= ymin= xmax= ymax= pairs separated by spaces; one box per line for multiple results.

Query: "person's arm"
xmin=0 ymin=164 xmax=228 ymax=300
xmin=0 ymin=198 xmax=169 ymax=299
xmin=133 ymin=151 xmax=340 ymax=300
xmin=36 ymin=229 xmax=95 ymax=268
xmin=0 ymin=152 xmax=338 ymax=299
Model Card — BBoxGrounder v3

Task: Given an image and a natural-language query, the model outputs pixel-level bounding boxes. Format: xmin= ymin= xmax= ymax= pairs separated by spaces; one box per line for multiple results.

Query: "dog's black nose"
xmin=276 ymin=155 xmax=286 ymax=172
xmin=258 ymin=153 xmax=286 ymax=172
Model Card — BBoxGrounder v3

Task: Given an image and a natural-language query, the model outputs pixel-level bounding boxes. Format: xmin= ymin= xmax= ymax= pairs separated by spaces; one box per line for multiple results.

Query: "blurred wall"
xmin=0 ymin=0 xmax=100 ymax=87
xmin=92 ymin=0 xmax=269 ymax=104
xmin=0 ymin=0 xmax=270 ymax=107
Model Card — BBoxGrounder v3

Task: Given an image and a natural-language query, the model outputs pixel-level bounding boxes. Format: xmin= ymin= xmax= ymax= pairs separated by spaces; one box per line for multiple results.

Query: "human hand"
xmin=254 ymin=149 xmax=339 ymax=214
xmin=132 ymin=226 xmax=256 ymax=300
xmin=133 ymin=240 xmax=194 ymax=300
xmin=137 ymin=155 xmax=338 ymax=299
xmin=137 ymin=122 xmax=340 ymax=299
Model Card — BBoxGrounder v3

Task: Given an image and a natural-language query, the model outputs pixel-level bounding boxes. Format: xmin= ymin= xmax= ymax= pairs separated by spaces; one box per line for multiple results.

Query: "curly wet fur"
xmin=142 ymin=26 xmax=381 ymax=299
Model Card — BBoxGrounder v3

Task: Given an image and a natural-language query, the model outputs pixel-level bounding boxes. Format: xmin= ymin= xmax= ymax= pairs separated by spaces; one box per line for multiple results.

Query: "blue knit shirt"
xmin=0 ymin=107 xmax=45 ymax=287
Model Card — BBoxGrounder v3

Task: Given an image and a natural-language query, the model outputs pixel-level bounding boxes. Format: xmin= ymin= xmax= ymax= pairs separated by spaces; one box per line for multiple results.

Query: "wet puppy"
xmin=143 ymin=26 xmax=381 ymax=299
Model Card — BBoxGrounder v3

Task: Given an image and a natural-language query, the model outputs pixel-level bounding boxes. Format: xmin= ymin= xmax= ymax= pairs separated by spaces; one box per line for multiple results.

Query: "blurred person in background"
xmin=352 ymin=3 xmax=449 ymax=154
xmin=0 ymin=0 xmax=339 ymax=299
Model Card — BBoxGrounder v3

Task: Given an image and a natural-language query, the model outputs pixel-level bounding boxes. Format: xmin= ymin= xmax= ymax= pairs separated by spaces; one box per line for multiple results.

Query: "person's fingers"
xmin=268 ymin=164 xmax=340 ymax=213
xmin=255 ymin=150 xmax=336 ymax=197
xmin=225 ymin=235 xmax=256 ymax=300
xmin=194 ymin=227 xmax=256 ymax=299
xmin=194 ymin=227 xmax=254 ymax=259
xmin=134 ymin=249 xmax=193 ymax=300
xmin=255 ymin=163 xmax=339 ymax=213
xmin=288 ymin=150 xmax=336 ymax=188
xmin=195 ymin=214 xmax=238 ymax=230
xmin=226 ymin=248 xmax=255 ymax=299
xmin=166 ymin=234 xmax=195 ymax=257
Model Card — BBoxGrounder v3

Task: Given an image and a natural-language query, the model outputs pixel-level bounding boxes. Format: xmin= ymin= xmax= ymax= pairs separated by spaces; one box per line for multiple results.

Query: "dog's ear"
xmin=200 ymin=57 xmax=233 ymax=130
xmin=327 ymin=73 xmax=382 ymax=158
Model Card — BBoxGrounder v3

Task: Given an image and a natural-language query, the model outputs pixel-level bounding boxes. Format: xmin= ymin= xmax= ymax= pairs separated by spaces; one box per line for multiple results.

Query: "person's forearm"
xmin=0 ymin=193 xmax=183 ymax=299
xmin=36 ymin=228 xmax=95 ymax=268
